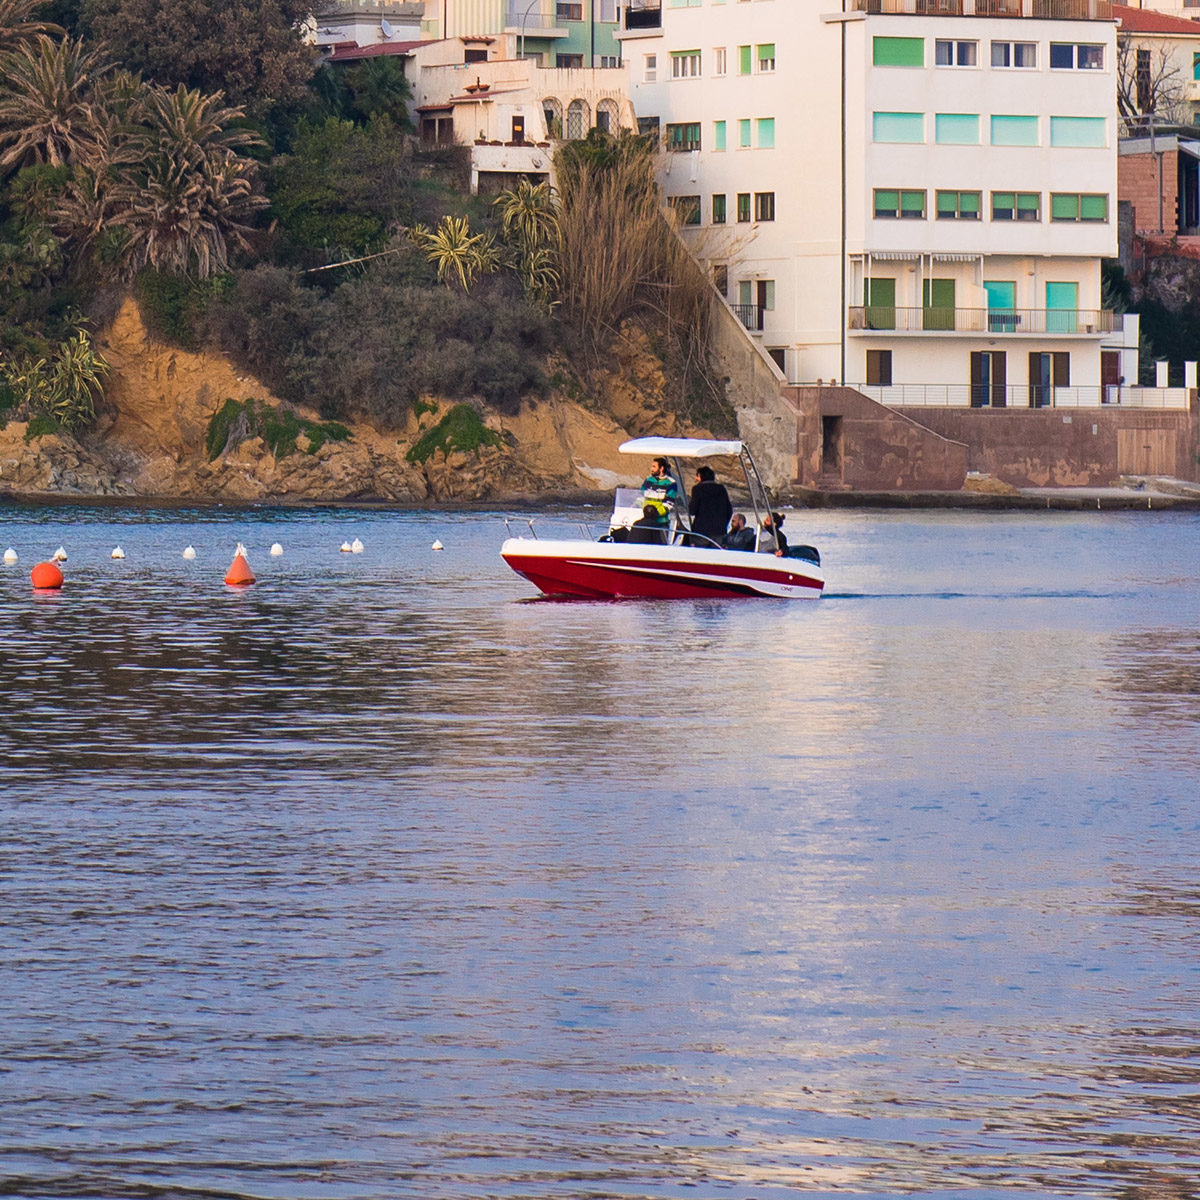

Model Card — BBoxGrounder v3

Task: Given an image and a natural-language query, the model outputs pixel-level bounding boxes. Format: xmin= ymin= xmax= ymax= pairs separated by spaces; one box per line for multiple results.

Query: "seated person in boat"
xmin=723 ymin=513 xmax=756 ymax=552
xmin=757 ymin=512 xmax=788 ymax=556
xmin=629 ymin=503 xmax=669 ymax=545
xmin=640 ymin=457 xmax=679 ymax=527
xmin=688 ymin=466 xmax=732 ymax=547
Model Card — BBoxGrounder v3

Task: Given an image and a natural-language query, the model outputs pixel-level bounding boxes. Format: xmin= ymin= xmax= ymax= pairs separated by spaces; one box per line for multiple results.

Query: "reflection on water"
xmin=3 ymin=506 xmax=1200 ymax=1196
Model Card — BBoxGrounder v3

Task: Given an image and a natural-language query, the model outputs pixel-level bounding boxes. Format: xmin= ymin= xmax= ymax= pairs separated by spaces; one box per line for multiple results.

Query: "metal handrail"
xmin=849 ymin=0 xmax=1111 ymax=16
xmin=848 ymin=306 xmax=1122 ymax=334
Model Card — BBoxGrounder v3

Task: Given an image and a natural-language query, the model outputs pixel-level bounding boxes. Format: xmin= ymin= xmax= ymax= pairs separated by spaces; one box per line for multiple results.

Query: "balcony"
xmin=850 ymin=0 xmax=1111 ymax=18
xmin=623 ymin=0 xmax=661 ymax=29
xmin=848 ymin=306 xmax=1122 ymax=334
xmin=733 ymin=304 xmax=764 ymax=332
xmin=854 ymin=383 xmax=1190 ymax=409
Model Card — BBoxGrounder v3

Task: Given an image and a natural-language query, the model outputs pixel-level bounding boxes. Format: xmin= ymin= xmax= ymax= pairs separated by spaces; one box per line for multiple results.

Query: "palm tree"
xmin=0 ymin=35 xmax=108 ymax=172
xmin=345 ymin=56 xmax=413 ymax=129
xmin=494 ymin=179 xmax=561 ymax=311
xmin=107 ymin=84 xmax=266 ymax=278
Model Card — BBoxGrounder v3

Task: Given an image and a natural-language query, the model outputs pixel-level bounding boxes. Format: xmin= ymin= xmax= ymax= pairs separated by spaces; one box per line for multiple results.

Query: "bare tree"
xmin=1116 ymin=35 xmax=1189 ymax=137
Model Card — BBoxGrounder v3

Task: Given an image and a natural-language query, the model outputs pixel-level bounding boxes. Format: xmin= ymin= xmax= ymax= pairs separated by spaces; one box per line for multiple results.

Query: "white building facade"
xmin=621 ymin=0 xmax=1134 ymax=408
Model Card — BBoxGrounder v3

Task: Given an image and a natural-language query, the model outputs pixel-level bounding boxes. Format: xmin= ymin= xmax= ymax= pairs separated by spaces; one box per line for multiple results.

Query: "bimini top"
xmin=618 ymin=437 xmax=743 ymax=459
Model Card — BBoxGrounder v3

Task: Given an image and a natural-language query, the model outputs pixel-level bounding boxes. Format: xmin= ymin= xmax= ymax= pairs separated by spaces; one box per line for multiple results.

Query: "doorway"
xmin=821 ymin=415 xmax=843 ymax=477
xmin=970 ymin=350 xmax=1006 ymax=408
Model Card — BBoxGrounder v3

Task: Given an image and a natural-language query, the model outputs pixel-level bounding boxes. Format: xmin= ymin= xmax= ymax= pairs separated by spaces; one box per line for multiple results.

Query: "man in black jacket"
xmin=688 ymin=466 xmax=733 ymax=546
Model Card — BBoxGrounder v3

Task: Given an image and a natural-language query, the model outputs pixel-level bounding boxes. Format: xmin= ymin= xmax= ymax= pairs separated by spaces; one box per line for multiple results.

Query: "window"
xmin=556 ymin=53 xmax=583 ymax=68
xmin=714 ymin=119 xmax=726 ymax=150
xmin=738 ymin=118 xmax=751 ymax=148
xmin=1194 ymin=51 xmax=1200 ymax=82
xmin=598 ymin=0 xmax=616 ymax=18
xmin=713 ymin=264 xmax=728 ymax=295
xmin=1046 ymin=281 xmax=1079 ymax=333
xmin=1050 ymin=43 xmax=1104 ymax=69
xmin=714 ymin=46 xmax=727 ymax=76
xmin=936 ymin=190 xmax=981 ymax=220
xmin=671 ymin=50 xmax=701 ymax=78
xmin=556 ymin=1 xmax=582 ymax=18
xmin=756 ymin=117 xmax=774 ymax=148
xmin=665 ymin=121 xmax=701 ymax=151
xmin=736 ymin=192 xmax=751 ymax=222
xmin=936 ymin=113 xmax=979 ymax=145
xmin=992 ymin=191 xmax=1040 ymax=221
xmin=754 ymin=191 xmax=775 ymax=221
xmin=1137 ymin=48 xmax=1151 ymax=112
xmin=874 ymin=36 xmax=923 ymax=67
xmin=738 ymin=44 xmax=751 ymax=75
xmin=1050 ymin=192 xmax=1108 ymax=222
xmin=865 ymin=278 xmax=895 ymax=329
xmin=566 ymin=97 xmax=588 ymax=136
xmin=599 ymin=55 xmax=620 ymax=68
xmin=985 ymin=282 xmax=1017 ymax=334
xmin=1050 ymin=116 xmax=1105 ymax=148
xmin=670 ymin=195 xmax=701 ymax=225
xmin=992 ymin=41 xmax=1036 ymax=68
xmin=637 ymin=115 xmax=660 ymax=137
xmin=644 ymin=55 xmax=656 ymax=82
xmin=991 ymin=115 xmax=1038 ymax=146
xmin=756 ymin=43 xmax=775 ymax=72
xmin=874 ymin=189 xmax=926 ymax=219
xmin=866 ymin=349 xmax=893 ymax=387
xmin=712 ymin=194 xmax=727 ymax=224
xmin=873 ymin=111 xmax=924 ymax=143
xmin=935 ymin=39 xmax=977 ymax=67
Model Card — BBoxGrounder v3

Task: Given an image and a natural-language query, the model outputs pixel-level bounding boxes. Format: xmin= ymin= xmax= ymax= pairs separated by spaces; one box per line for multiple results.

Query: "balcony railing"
xmin=851 ymin=0 xmax=1111 ymax=17
xmin=624 ymin=0 xmax=661 ymax=29
xmin=733 ymin=304 xmax=764 ymax=332
xmin=848 ymin=306 xmax=1122 ymax=334
xmin=853 ymin=383 xmax=1190 ymax=409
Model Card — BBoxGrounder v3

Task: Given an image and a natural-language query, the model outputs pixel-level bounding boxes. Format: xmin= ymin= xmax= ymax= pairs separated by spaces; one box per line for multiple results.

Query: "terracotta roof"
xmin=324 ymin=39 xmax=424 ymax=61
xmin=1113 ymin=4 xmax=1200 ymax=35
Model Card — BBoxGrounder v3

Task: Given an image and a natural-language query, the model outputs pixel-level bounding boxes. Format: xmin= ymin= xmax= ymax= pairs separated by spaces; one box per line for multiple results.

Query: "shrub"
xmin=406 ymin=403 xmax=501 ymax=464
xmin=24 ymin=414 xmax=58 ymax=441
xmin=205 ymin=396 xmax=354 ymax=460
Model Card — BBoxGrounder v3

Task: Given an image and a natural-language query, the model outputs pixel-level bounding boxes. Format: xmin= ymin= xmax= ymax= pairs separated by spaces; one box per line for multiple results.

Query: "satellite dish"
xmin=381 ymin=18 xmax=395 ymax=37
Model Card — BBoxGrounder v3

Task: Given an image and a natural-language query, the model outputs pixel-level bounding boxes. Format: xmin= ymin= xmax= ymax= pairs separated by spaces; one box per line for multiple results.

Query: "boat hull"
xmin=501 ymin=538 xmax=823 ymax=600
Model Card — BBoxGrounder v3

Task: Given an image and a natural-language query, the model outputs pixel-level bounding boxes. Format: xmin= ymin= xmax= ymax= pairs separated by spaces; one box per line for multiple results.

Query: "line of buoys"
xmin=182 ymin=545 xmax=196 ymax=559
xmin=351 ymin=537 xmax=364 ymax=554
xmin=51 ymin=546 xmax=67 ymax=561
xmin=3 ymin=547 xmax=16 ymax=564
xmin=31 ymin=561 xmax=64 ymax=590
xmin=431 ymin=540 xmax=444 ymax=551
xmin=340 ymin=541 xmax=352 ymax=552
xmin=224 ymin=543 xmax=256 ymax=587
xmin=111 ymin=546 xmax=125 ymax=559
xmin=269 ymin=542 xmax=283 ymax=556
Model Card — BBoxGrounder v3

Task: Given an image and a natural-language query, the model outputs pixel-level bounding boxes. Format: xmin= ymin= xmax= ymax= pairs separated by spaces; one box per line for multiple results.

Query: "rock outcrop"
xmin=0 ymin=301 xmax=705 ymax=503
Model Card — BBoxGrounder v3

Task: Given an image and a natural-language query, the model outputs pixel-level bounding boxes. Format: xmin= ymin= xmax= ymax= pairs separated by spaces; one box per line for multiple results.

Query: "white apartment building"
xmin=621 ymin=0 xmax=1133 ymax=408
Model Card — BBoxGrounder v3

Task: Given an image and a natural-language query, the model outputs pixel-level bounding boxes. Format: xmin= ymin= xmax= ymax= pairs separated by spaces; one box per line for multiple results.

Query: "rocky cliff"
xmin=0 ymin=299 xmax=706 ymax=504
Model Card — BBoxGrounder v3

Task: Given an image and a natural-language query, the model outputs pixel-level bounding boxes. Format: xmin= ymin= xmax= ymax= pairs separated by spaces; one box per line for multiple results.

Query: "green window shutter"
xmin=757 ymin=42 xmax=775 ymax=62
xmin=865 ymin=278 xmax=895 ymax=307
xmin=756 ymin=117 xmax=774 ymax=148
xmin=1050 ymin=193 xmax=1078 ymax=220
xmin=873 ymin=111 xmax=924 ymax=143
xmin=874 ymin=189 xmax=899 ymax=216
xmin=960 ymin=191 xmax=981 ymax=217
xmin=763 ymin=280 xmax=775 ymax=309
xmin=873 ymin=36 xmax=923 ymax=67
xmin=1050 ymin=116 xmax=1105 ymax=147
xmin=935 ymin=113 xmax=979 ymax=144
xmin=991 ymin=115 xmax=1038 ymax=146
xmin=714 ymin=120 xmax=726 ymax=150
xmin=1046 ymin=281 xmax=1078 ymax=309
xmin=712 ymin=194 xmax=726 ymax=223
xmin=738 ymin=118 xmax=751 ymax=147
xmin=993 ymin=191 xmax=1015 ymax=212
xmin=1017 ymin=192 xmax=1040 ymax=215
xmin=900 ymin=189 xmax=925 ymax=216
xmin=738 ymin=280 xmax=752 ymax=306
xmin=936 ymin=191 xmax=957 ymax=217
xmin=1080 ymin=193 xmax=1108 ymax=220
xmin=738 ymin=44 xmax=751 ymax=74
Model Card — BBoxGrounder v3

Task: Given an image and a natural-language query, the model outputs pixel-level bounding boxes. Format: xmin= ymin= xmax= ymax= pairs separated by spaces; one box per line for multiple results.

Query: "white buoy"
xmin=51 ymin=546 xmax=67 ymax=562
xmin=182 ymin=545 xmax=196 ymax=560
xmin=3 ymin=547 xmax=16 ymax=564
xmin=269 ymin=542 xmax=283 ymax=557
xmin=111 ymin=546 xmax=125 ymax=559
xmin=431 ymin=540 xmax=444 ymax=551
xmin=351 ymin=537 xmax=364 ymax=554
xmin=340 ymin=541 xmax=352 ymax=552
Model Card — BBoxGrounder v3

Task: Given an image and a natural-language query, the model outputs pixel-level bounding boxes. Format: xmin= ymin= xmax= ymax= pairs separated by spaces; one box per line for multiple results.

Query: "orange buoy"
xmin=31 ymin=561 xmax=64 ymax=590
xmin=224 ymin=549 xmax=256 ymax=586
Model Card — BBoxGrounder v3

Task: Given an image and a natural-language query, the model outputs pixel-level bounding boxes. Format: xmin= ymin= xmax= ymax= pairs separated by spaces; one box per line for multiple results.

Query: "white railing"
xmin=852 ymin=383 xmax=1193 ymax=409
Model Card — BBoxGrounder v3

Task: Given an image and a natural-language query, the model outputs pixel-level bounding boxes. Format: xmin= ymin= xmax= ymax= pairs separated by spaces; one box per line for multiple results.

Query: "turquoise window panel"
xmin=756 ymin=117 xmax=775 ymax=148
xmin=935 ymin=113 xmax=979 ymax=145
xmin=991 ymin=115 xmax=1038 ymax=146
xmin=1049 ymin=116 xmax=1105 ymax=147
xmin=984 ymin=281 xmax=1015 ymax=309
xmin=873 ymin=111 xmax=924 ymax=143
xmin=714 ymin=120 xmax=726 ymax=150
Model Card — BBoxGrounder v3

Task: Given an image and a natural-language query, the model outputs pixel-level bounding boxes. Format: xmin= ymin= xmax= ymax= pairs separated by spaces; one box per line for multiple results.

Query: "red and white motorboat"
xmin=501 ymin=437 xmax=824 ymax=600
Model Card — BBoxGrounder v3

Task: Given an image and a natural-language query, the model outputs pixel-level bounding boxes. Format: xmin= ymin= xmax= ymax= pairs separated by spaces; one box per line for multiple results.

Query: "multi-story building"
xmin=621 ymin=0 xmax=1137 ymax=409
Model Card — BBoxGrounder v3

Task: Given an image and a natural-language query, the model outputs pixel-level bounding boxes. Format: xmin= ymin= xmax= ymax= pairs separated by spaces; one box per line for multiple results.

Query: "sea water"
xmin=2 ymin=503 xmax=1200 ymax=1198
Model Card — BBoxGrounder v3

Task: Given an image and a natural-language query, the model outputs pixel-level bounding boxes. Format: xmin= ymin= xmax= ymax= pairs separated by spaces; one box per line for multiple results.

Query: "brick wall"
xmin=1119 ymin=149 xmax=1179 ymax=236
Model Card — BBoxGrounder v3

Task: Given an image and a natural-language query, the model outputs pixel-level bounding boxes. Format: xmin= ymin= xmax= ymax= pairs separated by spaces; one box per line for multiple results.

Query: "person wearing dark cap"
xmin=757 ymin=511 xmax=789 ymax=556
xmin=628 ymin=503 xmax=669 ymax=544
xmin=688 ymin=464 xmax=732 ymax=547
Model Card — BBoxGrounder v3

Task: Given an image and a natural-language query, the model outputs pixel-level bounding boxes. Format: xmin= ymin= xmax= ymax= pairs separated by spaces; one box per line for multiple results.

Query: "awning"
xmin=619 ymin=437 xmax=743 ymax=458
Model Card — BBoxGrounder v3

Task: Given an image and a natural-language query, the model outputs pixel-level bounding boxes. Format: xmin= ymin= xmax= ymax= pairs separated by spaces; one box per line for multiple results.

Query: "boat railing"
xmin=504 ymin=517 xmax=539 ymax=539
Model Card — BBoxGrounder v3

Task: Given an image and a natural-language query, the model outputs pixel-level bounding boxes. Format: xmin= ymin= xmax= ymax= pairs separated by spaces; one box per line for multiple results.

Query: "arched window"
xmin=595 ymin=98 xmax=619 ymax=134
xmin=566 ymin=99 xmax=590 ymax=140
xmin=542 ymin=96 xmax=563 ymax=140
